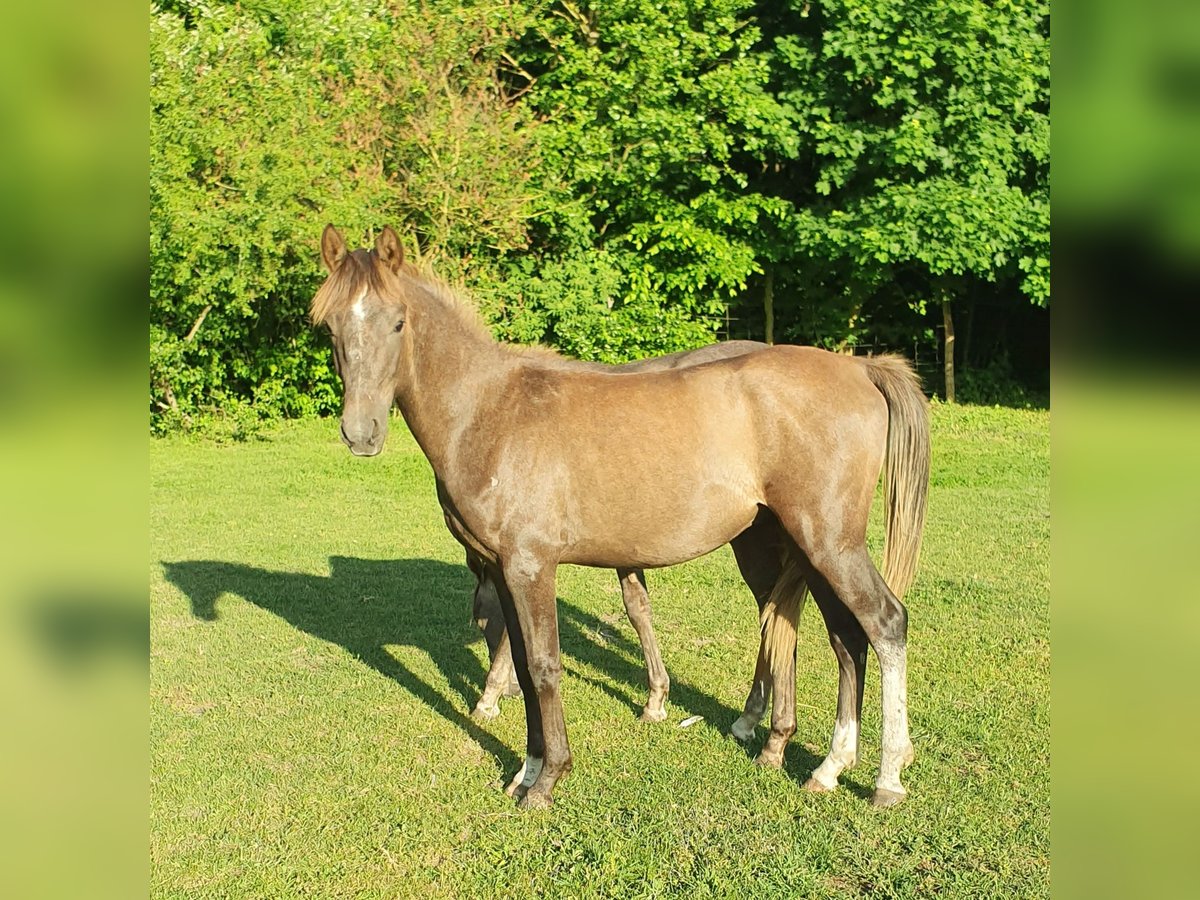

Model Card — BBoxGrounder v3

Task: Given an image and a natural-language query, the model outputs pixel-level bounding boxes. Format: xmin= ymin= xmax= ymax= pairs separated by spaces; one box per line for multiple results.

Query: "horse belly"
xmin=562 ymin=464 xmax=760 ymax=569
xmin=577 ymin=520 xmax=755 ymax=570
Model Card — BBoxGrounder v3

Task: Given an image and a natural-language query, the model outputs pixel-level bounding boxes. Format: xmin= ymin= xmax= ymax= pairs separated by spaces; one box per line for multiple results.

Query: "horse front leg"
xmin=473 ymin=621 xmax=521 ymax=720
xmin=615 ymin=568 xmax=670 ymax=722
xmin=495 ymin=553 xmax=571 ymax=808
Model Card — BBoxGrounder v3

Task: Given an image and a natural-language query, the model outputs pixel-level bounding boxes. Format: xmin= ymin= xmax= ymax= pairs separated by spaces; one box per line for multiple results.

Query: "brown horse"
xmin=312 ymin=226 xmax=930 ymax=808
xmin=463 ymin=339 xmax=776 ymax=724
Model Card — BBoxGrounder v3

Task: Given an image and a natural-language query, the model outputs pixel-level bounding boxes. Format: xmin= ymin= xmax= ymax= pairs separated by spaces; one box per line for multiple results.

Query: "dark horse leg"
xmin=474 ymin=524 xmax=781 ymax=731
xmin=471 ymin=612 xmax=522 ymax=720
xmin=730 ymin=515 xmax=875 ymax=782
xmin=728 ymin=511 xmax=810 ymax=774
xmin=472 ymin=563 xmax=670 ymax=723
xmin=728 ymin=511 xmax=785 ymax=742
xmin=803 ymin=583 xmax=869 ymax=792
xmin=495 ymin=553 xmax=571 ymax=808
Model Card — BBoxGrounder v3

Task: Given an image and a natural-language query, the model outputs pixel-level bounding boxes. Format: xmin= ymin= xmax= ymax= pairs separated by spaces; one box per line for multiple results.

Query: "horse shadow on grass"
xmin=161 ymin=557 xmax=823 ymax=780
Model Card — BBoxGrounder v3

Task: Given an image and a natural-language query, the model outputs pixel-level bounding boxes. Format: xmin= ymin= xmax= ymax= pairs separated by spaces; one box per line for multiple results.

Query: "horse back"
xmin=459 ymin=346 xmax=889 ymax=565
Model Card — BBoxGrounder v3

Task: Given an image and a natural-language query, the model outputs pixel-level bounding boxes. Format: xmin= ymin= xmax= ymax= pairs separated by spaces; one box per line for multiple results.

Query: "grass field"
xmin=151 ymin=401 xmax=1049 ymax=898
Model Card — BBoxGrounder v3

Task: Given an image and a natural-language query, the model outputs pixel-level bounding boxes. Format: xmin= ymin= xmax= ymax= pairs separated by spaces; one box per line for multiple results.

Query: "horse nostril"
xmin=340 ymin=421 xmax=352 ymax=446
xmin=371 ymin=418 xmax=380 ymax=441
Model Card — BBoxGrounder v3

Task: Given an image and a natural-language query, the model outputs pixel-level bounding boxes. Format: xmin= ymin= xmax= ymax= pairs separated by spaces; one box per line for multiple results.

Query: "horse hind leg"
xmin=728 ymin=515 xmax=784 ymax=742
xmin=730 ymin=652 xmax=771 ymax=742
xmin=802 ymin=582 xmax=869 ymax=793
xmin=615 ymin=568 xmax=670 ymax=722
xmin=753 ymin=553 xmax=806 ymax=769
xmin=788 ymin=534 xmax=913 ymax=806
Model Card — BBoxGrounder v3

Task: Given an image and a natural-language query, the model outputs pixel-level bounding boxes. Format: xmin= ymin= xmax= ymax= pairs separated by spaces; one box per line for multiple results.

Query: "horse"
xmin=462 ymin=339 xmax=781 ymax=725
xmin=311 ymin=225 xmax=930 ymax=808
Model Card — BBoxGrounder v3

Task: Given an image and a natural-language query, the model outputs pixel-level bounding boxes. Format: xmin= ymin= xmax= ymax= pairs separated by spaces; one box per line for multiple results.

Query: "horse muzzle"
xmin=340 ymin=416 xmax=385 ymax=457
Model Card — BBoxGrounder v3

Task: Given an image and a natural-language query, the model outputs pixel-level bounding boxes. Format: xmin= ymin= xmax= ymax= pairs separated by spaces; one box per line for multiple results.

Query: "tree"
xmin=748 ymin=0 xmax=1049 ymax=397
xmin=487 ymin=0 xmax=795 ymax=361
xmin=149 ymin=0 xmax=1051 ymax=431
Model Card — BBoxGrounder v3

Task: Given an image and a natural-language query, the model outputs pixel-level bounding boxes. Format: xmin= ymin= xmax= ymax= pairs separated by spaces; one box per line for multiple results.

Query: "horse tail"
xmin=859 ymin=354 xmax=931 ymax=600
xmin=762 ymin=549 xmax=808 ymax=682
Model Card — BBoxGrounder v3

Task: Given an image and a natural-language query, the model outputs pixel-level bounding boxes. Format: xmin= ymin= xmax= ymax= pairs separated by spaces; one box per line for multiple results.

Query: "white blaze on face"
xmin=350 ymin=288 xmax=367 ymax=323
xmin=346 ymin=287 xmax=369 ymax=366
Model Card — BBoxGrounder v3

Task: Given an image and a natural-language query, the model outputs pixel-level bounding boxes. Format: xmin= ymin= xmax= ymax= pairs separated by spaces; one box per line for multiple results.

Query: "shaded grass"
xmin=151 ymin=401 xmax=1049 ymax=898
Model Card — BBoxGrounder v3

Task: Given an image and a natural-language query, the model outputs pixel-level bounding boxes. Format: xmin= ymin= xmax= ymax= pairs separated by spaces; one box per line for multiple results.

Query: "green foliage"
xmin=506 ymin=0 xmax=794 ymax=350
xmin=956 ymin=353 xmax=1048 ymax=409
xmin=475 ymin=249 xmax=715 ymax=362
xmin=150 ymin=0 xmax=537 ymax=428
xmin=746 ymin=0 xmax=1049 ymax=352
xmin=150 ymin=0 xmax=1051 ymax=429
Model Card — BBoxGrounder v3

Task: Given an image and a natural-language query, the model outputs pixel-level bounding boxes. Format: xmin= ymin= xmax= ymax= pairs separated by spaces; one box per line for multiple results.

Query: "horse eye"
xmin=394 ymin=320 xmax=405 ymax=333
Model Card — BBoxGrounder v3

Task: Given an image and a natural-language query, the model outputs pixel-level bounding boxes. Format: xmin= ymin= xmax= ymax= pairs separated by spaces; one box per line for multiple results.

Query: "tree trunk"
xmin=942 ymin=297 xmax=956 ymax=404
xmin=763 ymin=270 xmax=775 ymax=345
xmin=963 ymin=289 xmax=975 ymax=371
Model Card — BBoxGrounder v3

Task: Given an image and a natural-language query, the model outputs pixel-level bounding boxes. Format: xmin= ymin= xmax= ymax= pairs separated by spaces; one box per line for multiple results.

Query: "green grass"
xmin=151 ymin=402 xmax=1049 ymax=898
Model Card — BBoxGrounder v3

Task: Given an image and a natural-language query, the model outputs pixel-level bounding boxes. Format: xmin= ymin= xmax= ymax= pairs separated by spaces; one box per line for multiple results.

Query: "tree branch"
xmin=184 ymin=304 xmax=213 ymax=342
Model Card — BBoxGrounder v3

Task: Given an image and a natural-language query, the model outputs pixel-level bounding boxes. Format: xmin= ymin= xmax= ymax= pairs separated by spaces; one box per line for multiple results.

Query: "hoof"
xmin=729 ymin=718 xmax=756 ymax=742
xmin=471 ymin=703 xmax=500 ymax=721
xmin=802 ymin=777 xmax=835 ymax=793
xmin=871 ymin=787 xmax=907 ymax=808
xmin=754 ymin=750 xmax=783 ymax=769
xmin=517 ymin=790 xmax=553 ymax=810
xmin=505 ymin=779 xmax=528 ymax=801
xmin=639 ymin=706 xmax=668 ymax=723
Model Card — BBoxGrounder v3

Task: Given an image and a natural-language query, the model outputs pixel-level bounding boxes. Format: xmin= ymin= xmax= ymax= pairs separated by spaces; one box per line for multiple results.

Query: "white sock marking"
xmin=520 ymin=755 xmax=542 ymax=788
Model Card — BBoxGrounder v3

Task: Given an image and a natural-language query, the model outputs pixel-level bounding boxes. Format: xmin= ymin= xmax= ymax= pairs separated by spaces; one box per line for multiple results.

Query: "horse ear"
xmin=321 ymin=224 xmax=347 ymax=272
xmin=375 ymin=226 xmax=405 ymax=273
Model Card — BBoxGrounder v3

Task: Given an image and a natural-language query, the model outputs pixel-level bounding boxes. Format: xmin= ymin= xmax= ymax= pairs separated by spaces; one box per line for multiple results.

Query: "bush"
xmin=957 ymin=354 xmax=1048 ymax=409
xmin=150 ymin=1 xmax=538 ymax=430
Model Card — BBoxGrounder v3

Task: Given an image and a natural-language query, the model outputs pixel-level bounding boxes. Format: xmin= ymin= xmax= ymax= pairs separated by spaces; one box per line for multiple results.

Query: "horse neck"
xmin=393 ymin=297 xmax=511 ymax=476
